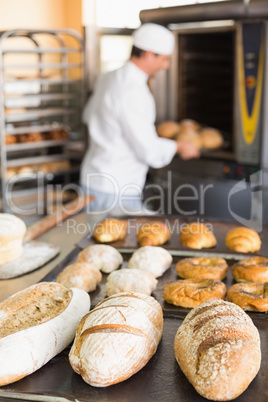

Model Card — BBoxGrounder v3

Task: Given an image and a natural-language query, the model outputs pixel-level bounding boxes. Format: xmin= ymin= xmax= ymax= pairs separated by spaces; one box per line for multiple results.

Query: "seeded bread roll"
xmin=0 ymin=282 xmax=90 ymax=386
xmin=69 ymin=292 xmax=163 ymax=387
xmin=0 ymin=213 xmax=26 ymax=265
xmin=174 ymin=299 xmax=261 ymax=401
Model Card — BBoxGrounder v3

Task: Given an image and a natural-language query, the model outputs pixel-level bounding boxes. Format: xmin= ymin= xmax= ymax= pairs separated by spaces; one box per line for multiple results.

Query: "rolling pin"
xmin=24 ymin=195 xmax=93 ymax=242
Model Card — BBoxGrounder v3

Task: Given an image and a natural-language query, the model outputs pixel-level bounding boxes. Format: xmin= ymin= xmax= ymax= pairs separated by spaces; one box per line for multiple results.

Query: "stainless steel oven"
xmin=140 ymin=1 xmax=268 ymax=224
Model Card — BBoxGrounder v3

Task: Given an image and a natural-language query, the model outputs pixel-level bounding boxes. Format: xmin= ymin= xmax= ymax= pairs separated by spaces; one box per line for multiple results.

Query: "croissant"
xmin=137 ymin=221 xmax=171 ymax=246
xmin=93 ymin=218 xmax=128 ymax=243
xmin=179 ymin=222 xmax=217 ymax=249
xmin=225 ymin=227 xmax=261 ymax=253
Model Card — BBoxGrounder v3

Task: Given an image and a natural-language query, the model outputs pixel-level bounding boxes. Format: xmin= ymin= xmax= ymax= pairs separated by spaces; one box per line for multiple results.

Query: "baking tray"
xmin=0 ymin=315 xmax=267 ymax=402
xmin=1 ymin=216 xmax=268 ymax=401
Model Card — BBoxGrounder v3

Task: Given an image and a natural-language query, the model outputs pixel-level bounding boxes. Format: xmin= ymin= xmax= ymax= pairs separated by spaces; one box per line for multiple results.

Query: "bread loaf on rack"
xmin=69 ymin=292 xmax=163 ymax=387
xmin=174 ymin=299 xmax=261 ymax=401
xmin=0 ymin=282 xmax=90 ymax=386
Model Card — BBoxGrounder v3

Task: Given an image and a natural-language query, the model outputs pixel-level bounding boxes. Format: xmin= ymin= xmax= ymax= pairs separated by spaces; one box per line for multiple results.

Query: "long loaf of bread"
xmin=174 ymin=299 xmax=261 ymax=401
xmin=69 ymin=292 xmax=163 ymax=387
xmin=0 ymin=282 xmax=90 ymax=386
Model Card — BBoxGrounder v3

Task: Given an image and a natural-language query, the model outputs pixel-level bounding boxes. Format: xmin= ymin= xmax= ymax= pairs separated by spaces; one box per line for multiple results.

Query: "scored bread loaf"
xmin=174 ymin=299 xmax=261 ymax=401
xmin=0 ymin=213 xmax=26 ymax=265
xmin=0 ymin=282 xmax=90 ymax=386
xmin=69 ymin=292 xmax=163 ymax=387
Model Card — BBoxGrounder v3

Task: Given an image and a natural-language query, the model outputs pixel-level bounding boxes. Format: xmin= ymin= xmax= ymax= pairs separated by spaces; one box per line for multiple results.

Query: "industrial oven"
xmin=140 ymin=1 xmax=268 ymax=225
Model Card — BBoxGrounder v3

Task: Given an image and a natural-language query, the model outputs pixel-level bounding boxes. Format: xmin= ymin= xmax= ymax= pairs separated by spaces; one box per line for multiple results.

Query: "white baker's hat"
xmin=133 ymin=23 xmax=174 ymax=55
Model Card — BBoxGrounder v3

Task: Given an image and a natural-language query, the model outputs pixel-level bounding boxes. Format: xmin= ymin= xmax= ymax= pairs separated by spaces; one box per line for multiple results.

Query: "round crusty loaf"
xmin=0 ymin=213 xmax=26 ymax=265
xmin=69 ymin=292 xmax=163 ymax=387
xmin=0 ymin=282 xmax=90 ymax=386
xmin=156 ymin=120 xmax=181 ymax=138
xmin=174 ymin=299 xmax=261 ymax=401
xmin=200 ymin=127 xmax=223 ymax=149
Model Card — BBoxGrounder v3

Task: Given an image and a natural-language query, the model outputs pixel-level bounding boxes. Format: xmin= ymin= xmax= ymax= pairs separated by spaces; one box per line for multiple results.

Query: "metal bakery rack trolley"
xmin=0 ymin=29 xmax=86 ymax=213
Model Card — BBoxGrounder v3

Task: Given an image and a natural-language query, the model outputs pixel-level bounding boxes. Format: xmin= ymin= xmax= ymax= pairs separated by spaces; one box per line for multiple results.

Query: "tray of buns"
xmin=1 ymin=215 xmax=268 ymax=401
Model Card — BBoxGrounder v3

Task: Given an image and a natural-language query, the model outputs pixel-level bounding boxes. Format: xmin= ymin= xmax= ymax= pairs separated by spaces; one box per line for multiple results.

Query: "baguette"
xmin=174 ymin=299 xmax=261 ymax=401
xmin=0 ymin=282 xmax=90 ymax=386
xmin=69 ymin=292 xmax=163 ymax=387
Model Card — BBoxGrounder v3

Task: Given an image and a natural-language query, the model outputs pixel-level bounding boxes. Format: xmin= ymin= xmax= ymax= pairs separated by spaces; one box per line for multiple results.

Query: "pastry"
xmin=93 ymin=218 xmax=128 ymax=243
xmin=163 ymin=278 xmax=226 ymax=308
xmin=137 ymin=221 xmax=171 ymax=246
xmin=227 ymin=282 xmax=268 ymax=312
xmin=175 ymin=257 xmax=228 ymax=280
xmin=225 ymin=226 xmax=261 ymax=253
xmin=231 ymin=256 xmax=268 ymax=283
xmin=179 ymin=222 xmax=217 ymax=249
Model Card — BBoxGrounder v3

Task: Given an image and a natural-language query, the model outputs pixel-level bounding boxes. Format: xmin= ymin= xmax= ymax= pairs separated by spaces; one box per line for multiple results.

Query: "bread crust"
xmin=0 ymin=282 xmax=90 ymax=386
xmin=179 ymin=222 xmax=217 ymax=249
xmin=93 ymin=218 xmax=128 ymax=243
xmin=174 ymin=299 xmax=261 ymax=401
xmin=156 ymin=120 xmax=180 ymax=138
xmin=137 ymin=221 xmax=171 ymax=246
xmin=106 ymin=268 xmax=158 ymax=296
xmin=227 ymin=282 xmax=268 ymax=312
xmin=225 ymin=227 xmax=261 ymax=253
xmin=77 ymin=244 xmax=123 ymax=273
xmin=69 ymin=292 xmax=163 ymax=387
xmin=200 ymin=127 xmax=223 ymax=149
xmin=231 ymin=256 xmax=268 ymax=283
xmin=129 ymin=246 xmax=172 ymax=278
xmin=176 ymin=257 xmax=228 ymax=280
xmin=0 ymin=213 xmax=26 ymax=265
xmin=163 ymin=278 xmax=226 ymax=308
xmin=56 ymin=262 xmax=102 ymax=292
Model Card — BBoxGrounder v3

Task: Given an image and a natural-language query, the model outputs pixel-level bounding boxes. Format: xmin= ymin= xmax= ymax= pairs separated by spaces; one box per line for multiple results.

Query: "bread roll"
xmin=179 ymin=119 xmax=201 ymax=131
xmin=180 ymin=222 xmax=217 ymax=249
xmin=137 ymin=221 xmax=171 ymax=246
xmin=177 ymin=129 xmax=203 ymax=149
xmin=231 ymin=256 xmax=268 ymax=283
xmin=93 ymin=218 xmax=128 ymax=243
xmin=175 ymin=257 xmax=228 ymax=280
xmin=174 ymin=299 xmax=261 ymax=401
xmin=0 ymin=282 xmax=90 ymax=386
xmin=0 ymin=213 xmax=26 ymax=265
xmin=56 ymin=262 xmax=102 ymax=292
xmin=227 ymin=282 xmax=268 ymax=312
xmin=77 ymin=244 xmax=123 ymax=273
xmin=163 ymin=278 xmax=226 ymax=308
xmin=69 ymin=292 xmax=163 ymax=387
xmin=200 ymin=127 xmax=223 ymax=149
xmin=225 ymin=227 xmax=261 ymax=253
xmin=106 ymin=268 xmax=158 ymax=296
xmin=156 ymin=120 xmax=180 ymax=138
xmin=129 ymin=246 xmax=172 ymax=278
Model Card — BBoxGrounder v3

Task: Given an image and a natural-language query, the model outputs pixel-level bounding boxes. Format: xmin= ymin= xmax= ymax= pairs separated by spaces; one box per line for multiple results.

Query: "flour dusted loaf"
xmin=128 ymin=246 xmax=172 ymax=278
xmin=0 ymin=213 xmax=26 ymax=265
xmin=0 ymin=282 xmax=90 ymax=386
xmin=77 ymin=244 xmax=123 ymax=273
xmin=69 ymin=292 xmax=163 ymax=387
xmin=106 ymin=268 xmax=158 ymax=296
xmin=56 ymin=262 xmax=102 ymax=292
xmin=174 ymin=299 xmax=261 ymax=401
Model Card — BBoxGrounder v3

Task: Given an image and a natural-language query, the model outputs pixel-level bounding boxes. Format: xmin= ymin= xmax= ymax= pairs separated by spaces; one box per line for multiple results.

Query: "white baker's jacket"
xmin=80 ymin=61 xmax=177 ymax=195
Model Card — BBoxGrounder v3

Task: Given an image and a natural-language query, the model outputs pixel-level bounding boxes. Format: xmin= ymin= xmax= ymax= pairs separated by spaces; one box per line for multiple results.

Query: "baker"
xmin=81 ymin=23 xmax=200 ymax=215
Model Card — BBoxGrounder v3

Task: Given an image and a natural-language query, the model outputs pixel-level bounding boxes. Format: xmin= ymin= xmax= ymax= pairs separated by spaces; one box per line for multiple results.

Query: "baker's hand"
xmin=176 ymin=140 xmax=200 ymax=160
